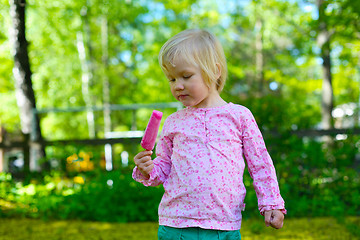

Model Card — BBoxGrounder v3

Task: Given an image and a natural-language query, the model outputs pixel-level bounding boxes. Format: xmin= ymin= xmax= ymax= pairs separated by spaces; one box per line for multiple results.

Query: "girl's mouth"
xmin=178 ymin=95 xmax=188 ymax=100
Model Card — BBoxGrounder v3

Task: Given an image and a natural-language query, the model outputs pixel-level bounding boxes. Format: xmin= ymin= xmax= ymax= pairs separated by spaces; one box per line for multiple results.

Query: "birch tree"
xmin=77 ymin=2 xmax=96 ymax=138
xmin=316 ymin=0 xmax=334 ymax=130
xmin=9 ymin=0 xmax=45 ymax=172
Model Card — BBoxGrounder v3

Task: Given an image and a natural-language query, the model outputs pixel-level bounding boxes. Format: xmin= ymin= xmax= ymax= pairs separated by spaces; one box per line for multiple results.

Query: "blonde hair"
xmin=158 ymin=29 xmax=227 ymax=92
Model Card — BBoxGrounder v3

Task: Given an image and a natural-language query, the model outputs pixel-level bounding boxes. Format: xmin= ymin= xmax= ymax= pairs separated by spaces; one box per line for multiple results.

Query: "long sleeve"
xmin=241 ymin=108 xmax=286 ymax=214
xmin=133 ymin=103 xmax=284 ymax=230
xmin=132 ymin=119 xmax=174 ymax=187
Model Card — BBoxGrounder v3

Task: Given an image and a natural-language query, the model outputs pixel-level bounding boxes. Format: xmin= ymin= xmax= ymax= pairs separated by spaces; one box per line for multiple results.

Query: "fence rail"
xmin=269 ymin=127 xmax=360 ymax=137
xmin=0 ymin=138 xmax=141 ymax=149
xmin=1 ymin=128 xmax=360 ymax=150
xmin=33 ymin=102 xmax=183 ymax=114
xmin=1 ymin=100 xmax=359 ymax=173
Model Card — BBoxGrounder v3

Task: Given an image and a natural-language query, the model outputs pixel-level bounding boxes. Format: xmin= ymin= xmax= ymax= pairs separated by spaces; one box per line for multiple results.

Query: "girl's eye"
xmin=183 ymin=75 xmax=192 ymax=79
xmin=169 ymin=79 xmax=176 ymax=82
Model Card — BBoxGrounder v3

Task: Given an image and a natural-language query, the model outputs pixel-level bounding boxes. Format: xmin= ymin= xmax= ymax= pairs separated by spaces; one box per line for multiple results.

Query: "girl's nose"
xmin=174 ymin=80 xmax=184 ymax=90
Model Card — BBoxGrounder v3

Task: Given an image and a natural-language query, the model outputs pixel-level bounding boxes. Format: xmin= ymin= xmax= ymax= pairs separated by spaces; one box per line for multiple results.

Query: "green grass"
xmin=0 ymin=217 xmax=358 ymax=240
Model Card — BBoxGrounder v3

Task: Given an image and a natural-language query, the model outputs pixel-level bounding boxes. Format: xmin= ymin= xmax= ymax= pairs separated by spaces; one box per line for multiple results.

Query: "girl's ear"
xmin=215 ymin=63 xmax=221 ymax=80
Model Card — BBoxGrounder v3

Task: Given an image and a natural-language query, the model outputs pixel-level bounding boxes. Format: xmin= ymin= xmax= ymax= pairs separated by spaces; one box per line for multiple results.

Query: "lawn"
xmin=0 ymin=217 xmax=358 ymax=240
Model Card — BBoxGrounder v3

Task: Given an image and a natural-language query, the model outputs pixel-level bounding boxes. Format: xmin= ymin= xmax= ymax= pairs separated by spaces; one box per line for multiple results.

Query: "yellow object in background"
xmin=66 ymin=152 xmax=94 ymax=172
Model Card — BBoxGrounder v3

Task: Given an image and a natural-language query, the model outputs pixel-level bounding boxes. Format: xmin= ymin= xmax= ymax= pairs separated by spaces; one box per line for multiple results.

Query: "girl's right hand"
xmin=264 ymin=210 xmax=284 ymax=229
xmin=133 ymin=151 xmax=154 ymax=179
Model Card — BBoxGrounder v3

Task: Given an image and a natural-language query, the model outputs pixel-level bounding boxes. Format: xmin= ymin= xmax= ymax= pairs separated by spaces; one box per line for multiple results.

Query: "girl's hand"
xmin=264 ymin=209 xmax=284 ymax=229
xmin=134 ymin=151 xmax=154 ymax=179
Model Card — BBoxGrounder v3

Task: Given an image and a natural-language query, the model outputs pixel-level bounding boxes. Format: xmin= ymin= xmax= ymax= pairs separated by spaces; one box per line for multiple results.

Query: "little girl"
xmin=133 ymin=29 xmax=286 ymax=240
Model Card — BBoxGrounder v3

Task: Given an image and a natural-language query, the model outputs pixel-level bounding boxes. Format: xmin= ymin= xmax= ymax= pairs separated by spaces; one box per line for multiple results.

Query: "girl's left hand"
xmin=264 ymin=209 xmax=284 ymax=229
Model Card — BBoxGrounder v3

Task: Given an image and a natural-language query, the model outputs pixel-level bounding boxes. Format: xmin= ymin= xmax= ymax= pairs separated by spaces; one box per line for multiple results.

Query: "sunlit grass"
xmin=0 ymin=217 xmax=358 ymax=240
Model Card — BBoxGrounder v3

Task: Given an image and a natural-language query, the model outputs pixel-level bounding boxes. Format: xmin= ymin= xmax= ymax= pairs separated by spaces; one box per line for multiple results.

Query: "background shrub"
xmin=1 ymin=134 xmax=359 ymax=222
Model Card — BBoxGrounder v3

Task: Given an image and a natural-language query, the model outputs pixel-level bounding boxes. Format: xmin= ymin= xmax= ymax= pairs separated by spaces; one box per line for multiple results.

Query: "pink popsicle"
xmin=141 ymin=110 xmax=163 ymax=150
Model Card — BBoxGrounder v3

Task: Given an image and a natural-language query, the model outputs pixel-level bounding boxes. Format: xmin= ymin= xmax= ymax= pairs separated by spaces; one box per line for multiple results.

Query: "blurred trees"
xmin=313 ymin=0 xmax=360 ymax=129
xmin=224 ymin=0 xmax=323 ymax=130
xmin=0 ymin=0 xmax=359 ymax=222
xmin=0 ymin=0 xmax=359 ymax=141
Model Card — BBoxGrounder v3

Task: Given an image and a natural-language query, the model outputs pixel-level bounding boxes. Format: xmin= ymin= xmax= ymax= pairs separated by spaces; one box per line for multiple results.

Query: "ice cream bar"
xmin=141 ymin=110 xmax=163 ymax=150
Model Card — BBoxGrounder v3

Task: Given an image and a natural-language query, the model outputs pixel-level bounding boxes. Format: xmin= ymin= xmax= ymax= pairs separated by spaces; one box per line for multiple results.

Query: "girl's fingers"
xmin=144 ymin=163 xmax=154 ymax=172
xmin=139 ymin=150 xmax=153 ymax=157
xmin=269 ymin=211 xmax=284 ymax=229
xmin=133 ymin=150 xmax=154 ymax=177
xmin=139 ymin=162 xmax=154 ymax=177
xmin=141 ymin=159 xmax=153 ymax=167
xmin=264 ymin=211 xmax=272 ymax=227
xmin=134 ymin=151 xmax=153 ymax=164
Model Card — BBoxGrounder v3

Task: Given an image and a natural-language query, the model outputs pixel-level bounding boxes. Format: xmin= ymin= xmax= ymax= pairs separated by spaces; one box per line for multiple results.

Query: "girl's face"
xmin=165 ymin=57 xmax=220 ymax=108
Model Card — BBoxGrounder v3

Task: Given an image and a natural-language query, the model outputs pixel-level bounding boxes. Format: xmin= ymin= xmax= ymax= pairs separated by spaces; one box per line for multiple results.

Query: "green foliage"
xmin=0 ymin=170 xmax=163 ymax=222
xmin=242 ymin=134 xmax=360 ymax=219
xmin=1 ymin=135 xmax=359 ymax=223
xmin=0 ymin=1 xmax=360 ymax=234
xmin=1 ymin=0 xmax=359 ymax=138
xmin=240 ymin=94 xmax=321 ymax=131
xmin=58 ymin=172 xmax=163 ymax=222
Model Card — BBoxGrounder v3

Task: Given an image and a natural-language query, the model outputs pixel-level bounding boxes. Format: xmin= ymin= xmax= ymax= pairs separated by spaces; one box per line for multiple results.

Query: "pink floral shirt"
xmin=133 ymin=103 xmax=286 ymax=230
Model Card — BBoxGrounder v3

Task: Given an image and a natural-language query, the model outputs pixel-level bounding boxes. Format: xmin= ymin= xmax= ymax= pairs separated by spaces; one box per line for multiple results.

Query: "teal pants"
xmin=158 ymin=225 xmax=241 ymax=240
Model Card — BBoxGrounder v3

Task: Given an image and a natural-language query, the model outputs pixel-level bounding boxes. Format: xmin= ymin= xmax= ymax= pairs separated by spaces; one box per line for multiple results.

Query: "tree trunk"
xmin=101 ymin=13 xmax=111 ymax=134
xmin=101 ymin=8 xmax=113 ymax=171
xmin=77 ymin=31 xmax=96 ymax=139
xmin=317 ymin=0 xmax=334 ymax=130
xmin=9 ymin=0 xmax=45 ymax=173
xmin=77 ymin=3 xmax=96 ymax=139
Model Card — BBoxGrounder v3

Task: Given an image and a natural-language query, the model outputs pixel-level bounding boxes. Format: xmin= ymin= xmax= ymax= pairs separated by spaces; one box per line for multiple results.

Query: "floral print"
xmin=133 ymin=103 xmax=286 ymax=230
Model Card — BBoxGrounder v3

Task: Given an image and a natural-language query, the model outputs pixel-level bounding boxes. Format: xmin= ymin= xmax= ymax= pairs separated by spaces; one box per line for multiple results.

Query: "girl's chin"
xmin=185 ymin=102 xmax=205 ymax=108
xmin=178 ymin=99 xmax=192 ymax=107
xmin=177 ymin=98 xmax=203 ymax=108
